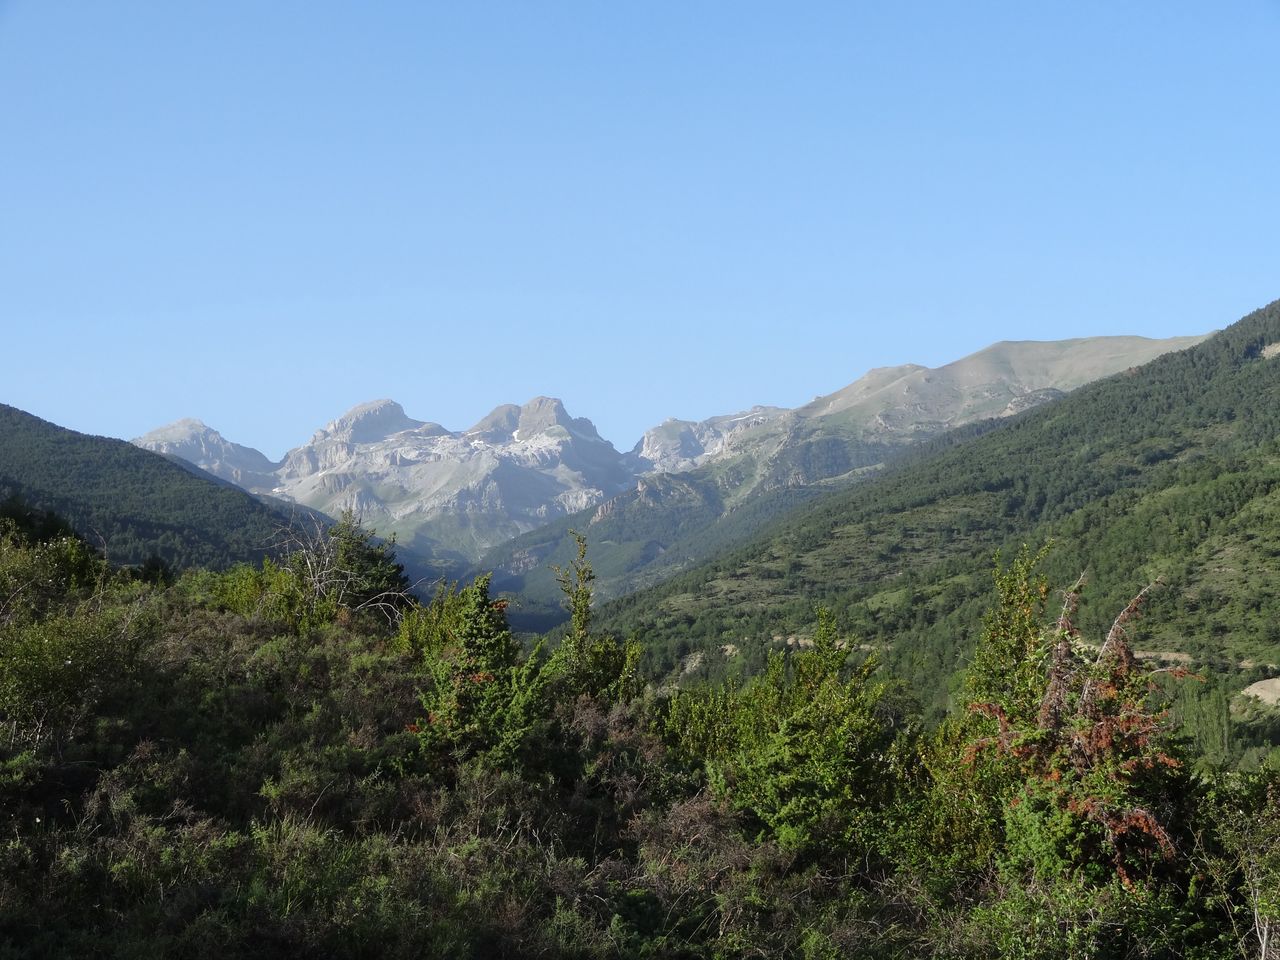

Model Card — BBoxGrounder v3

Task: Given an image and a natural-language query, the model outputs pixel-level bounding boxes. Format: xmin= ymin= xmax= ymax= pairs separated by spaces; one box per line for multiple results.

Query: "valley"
xmin=9 ymin=4 xmax=1279 ymax=953
xmin=3 ymin=304 xmax=1278 ymax=960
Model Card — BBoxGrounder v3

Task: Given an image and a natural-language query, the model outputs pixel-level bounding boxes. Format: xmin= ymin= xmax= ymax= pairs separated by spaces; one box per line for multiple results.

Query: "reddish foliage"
xmin=968 ymin=579 xmax=1184 ymax=884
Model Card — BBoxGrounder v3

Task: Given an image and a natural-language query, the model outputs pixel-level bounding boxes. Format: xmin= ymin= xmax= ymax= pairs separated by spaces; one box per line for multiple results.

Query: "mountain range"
xmin=6 ymin=306 xmax=1277 ymax=740
xmin=134 ymin=334 xmax=1206 ymax=595
xmin=137 ymin=396 xmax=633 ymax=567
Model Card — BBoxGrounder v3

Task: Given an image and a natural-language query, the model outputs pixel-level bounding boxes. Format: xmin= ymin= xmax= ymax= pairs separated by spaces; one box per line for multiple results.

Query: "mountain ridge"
xmin=134 ymin=333 xmax=1209 ymax=583
xmin=479 ymin=334 xmax=1209 ymax=622
xmin=592 ymin=302 xmax=1280 ymax=716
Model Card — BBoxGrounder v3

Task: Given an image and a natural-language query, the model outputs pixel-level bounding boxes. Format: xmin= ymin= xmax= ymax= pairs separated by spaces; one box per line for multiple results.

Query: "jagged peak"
xmin=517 ymin=396 xmax=573 ymax=437
xmin=525 ymin=397 xmax=607 ymax=443
xmin=466 ymin=397 xmax=605 ymax=444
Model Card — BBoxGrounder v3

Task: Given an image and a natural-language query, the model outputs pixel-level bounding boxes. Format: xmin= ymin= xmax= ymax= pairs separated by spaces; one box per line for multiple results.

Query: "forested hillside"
xmin=599 ymin=301 xmax=1280 ymax=726
xmin=483 ymin=338 xmax=1205 ymax=625
xmin=0 ymin=404 xmax=303 ymax=570
xmin=484 ymin=468 xmax=841 ymax=630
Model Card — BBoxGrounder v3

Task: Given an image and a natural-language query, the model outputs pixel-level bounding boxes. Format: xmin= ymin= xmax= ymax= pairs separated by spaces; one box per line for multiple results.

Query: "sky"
xmin=2 ymin=2 xmax=1278 ymax=459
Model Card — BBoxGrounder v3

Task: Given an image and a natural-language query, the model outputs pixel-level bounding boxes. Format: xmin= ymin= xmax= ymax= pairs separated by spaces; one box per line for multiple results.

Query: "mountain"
xmin=595 ymin=301 xmax=1280 ymax=716
xmin=0 ymin=404 xmax=301 ymax=570
xmin=628 ymin=406 xmax=791 ymax=474
xmin=483 ymin=335 xmax=1208 ymax=624
xmin=276 ymin=396 xmax=634 ymax=560
xmin=134 ymin=418 xmax=279 ymax=490
xmin=628 ymin=335 xmax=1207 ymax=475
xmin=138 ymin=397 xmax=635 ymax=563
xmin=133 ymin=334 xmax=1206 ymax=604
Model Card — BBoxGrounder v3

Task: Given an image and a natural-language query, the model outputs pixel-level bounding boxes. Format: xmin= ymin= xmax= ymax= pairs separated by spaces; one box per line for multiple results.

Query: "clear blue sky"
xmin=3 ymin=2 xmax=1278 ymax=458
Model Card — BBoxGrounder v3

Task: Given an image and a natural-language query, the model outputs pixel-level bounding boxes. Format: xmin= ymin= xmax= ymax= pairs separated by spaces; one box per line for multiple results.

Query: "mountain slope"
xmin=596 ymin=302 xmax=1280 ymax=713
xmin=0 ymin=404 xmax=299 ymax=569
xmin=135 ymin=418 xmax=280 ymax=490
xmin=484 ymin=335 xmax=1207 ymax=622
xmin=629 ymin=334 xmax=1207 ymax=474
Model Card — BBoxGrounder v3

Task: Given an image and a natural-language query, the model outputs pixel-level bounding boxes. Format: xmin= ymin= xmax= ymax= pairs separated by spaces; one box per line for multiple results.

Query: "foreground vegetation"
xmin=2 ymin=505 xmax=1278 ymax=958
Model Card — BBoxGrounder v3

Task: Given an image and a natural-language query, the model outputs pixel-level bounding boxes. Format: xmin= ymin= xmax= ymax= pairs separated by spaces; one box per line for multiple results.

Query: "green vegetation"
xmin=598 ymin=301 xmax=1280 ymax=736
xmin=482 ymin=458 xmax=834 ymax=631
xmin=3 ymin=501 xmax=1278 ymax=958
xmin=0 ymin=404 xmax=303 ymax=570
xmin=4 ymin=303 xmax=1280 ymax=955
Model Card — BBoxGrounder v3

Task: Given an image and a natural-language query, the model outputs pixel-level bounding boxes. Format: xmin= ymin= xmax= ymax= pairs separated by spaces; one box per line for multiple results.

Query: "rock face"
xmin=133 ymin=419 xmax=279 ymax=491
xmin=135 ymin=334 xmax=1209 ymax=567
xmin=630 ymin=335 xmax=1210 ymax=480
xmin=628 ymin=407 xmax=789 ymax=474
xmin=137 ymin=398 xmax=633 ymax=561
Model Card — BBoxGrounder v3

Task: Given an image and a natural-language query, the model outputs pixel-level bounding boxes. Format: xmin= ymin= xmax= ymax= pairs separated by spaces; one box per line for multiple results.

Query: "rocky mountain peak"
xmin=518 ymin=396 xmax=605 ymax=443
xmin=468 ymin=403 xmax=522 ymax=440
xmin=629 ymin=405 xmax=792 ymax=474
xmin=516 ymin=396 xmax=571 ymax=436
xmin=133 ymin=418 xmax=278 ymax=489
xmin=136 ymin=418 xmax=215 ymax=444
xmin=320 ymin=399 xmax=424 ymax=444
xmin=468 ymin=397 xmax=605 ymax=444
